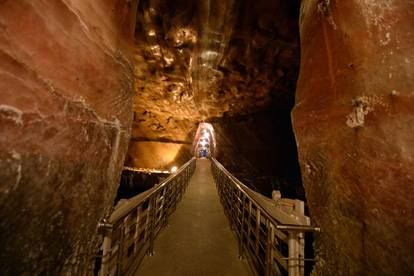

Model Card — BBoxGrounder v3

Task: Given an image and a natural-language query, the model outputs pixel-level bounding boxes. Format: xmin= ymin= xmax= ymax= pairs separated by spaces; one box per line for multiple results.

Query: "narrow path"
xmin=135 ymin=158 xmax=250 ymax=276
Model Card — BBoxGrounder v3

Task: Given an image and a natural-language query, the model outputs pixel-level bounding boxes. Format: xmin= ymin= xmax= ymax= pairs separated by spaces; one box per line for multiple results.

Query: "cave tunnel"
xmin=0 ymin=0 xmax=413 ymax=275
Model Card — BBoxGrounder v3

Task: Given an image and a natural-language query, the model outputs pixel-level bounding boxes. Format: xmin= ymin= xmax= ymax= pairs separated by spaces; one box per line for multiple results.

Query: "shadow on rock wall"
xmin=210 ymin=107 xmax=304 ymax=200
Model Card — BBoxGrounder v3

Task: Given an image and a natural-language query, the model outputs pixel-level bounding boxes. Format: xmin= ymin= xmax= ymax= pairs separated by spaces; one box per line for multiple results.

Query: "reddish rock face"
xmin=293 ymin=1 xmax=414 ymax=274
xmin=0 ymin=1 xmax=136 ymax=274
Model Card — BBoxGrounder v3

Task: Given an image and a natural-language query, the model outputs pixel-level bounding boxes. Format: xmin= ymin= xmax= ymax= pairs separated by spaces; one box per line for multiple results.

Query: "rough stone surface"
xmin=126 ymin=140 xmax=193 ymax=169
xmin=293 ymin=1 xmax=414 ymax=275
xmin=0 ymin=1 xmax=136 ymax=274
xmin=128 ymin=0 xmax=302 ymax=187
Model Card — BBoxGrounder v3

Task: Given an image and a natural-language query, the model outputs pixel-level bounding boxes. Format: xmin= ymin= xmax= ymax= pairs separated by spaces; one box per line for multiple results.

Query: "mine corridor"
xmin=135 ymin=158 xmax=249 ymax=276
xmin=0 ymin=1 xmax=413 ymax=275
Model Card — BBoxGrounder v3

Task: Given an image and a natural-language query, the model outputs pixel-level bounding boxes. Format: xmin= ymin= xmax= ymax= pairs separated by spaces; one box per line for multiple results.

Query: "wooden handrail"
xmin=98 ymin=158 xmax=196 ymax=276
xmin=212 ymin=158 xmax=314 ymax=227
xmin=109 ymin=158 xmax=195 ymax=223
xmin=211 ymin=158 xmax=320 ymax=276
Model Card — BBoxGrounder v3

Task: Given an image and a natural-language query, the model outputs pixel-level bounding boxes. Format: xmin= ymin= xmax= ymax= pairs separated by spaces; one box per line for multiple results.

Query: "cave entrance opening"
xmin=193 ymin=122 xmax=216 ymax=158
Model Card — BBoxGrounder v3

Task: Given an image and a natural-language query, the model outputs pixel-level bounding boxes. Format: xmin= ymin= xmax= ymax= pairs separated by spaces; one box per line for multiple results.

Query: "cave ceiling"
xmin=132 ymin=0 xmax=300 ymax=143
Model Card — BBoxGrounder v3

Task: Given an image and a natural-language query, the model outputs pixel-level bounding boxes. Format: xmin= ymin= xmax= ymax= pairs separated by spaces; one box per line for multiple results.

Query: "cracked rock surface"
xmin=0 ymin=1 xmax=136 ymax=274
xmin=293 ymin=1 xmax=414 ymax=275
xmin=127 ymin=0 xmax=301 ymax=173
xmin=1 ymin=0 xmax=413 ymax=275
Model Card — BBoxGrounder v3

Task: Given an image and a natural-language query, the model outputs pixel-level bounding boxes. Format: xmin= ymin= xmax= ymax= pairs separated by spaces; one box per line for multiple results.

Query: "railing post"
xmin=229 ymin=186 xmax=236 ymax=231
xmin=247 ymin=200 xmax=253 ymax=254
xmin=100 ymin=229 xmax=112 ymax=276
xmin=238 ymin=193 xmax=246 ymax=259
xmin=265 ymin=222 xmax=274 ymax=276
xmin=255 ymin=208 xmax=260 ymax=255
xmin=116 ymin=223 xmax=125 ymax=275
xmin=295 ymin=200 xmax=306 ymax=275
xmin=162 ymin=187 xmax=169 ymax=228
xmin=148 ymin=195 xmax=156 ymax=256
xmin=288 ymin=231 xmax=300 ymax=276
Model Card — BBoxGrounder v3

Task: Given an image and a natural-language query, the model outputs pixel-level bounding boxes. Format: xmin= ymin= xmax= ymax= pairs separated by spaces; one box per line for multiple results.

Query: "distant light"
xmin=202 ymin=132 xmax=210 ymax=138
xmin=170 ymin=166 xmax=178 ymax=173
xmin=201 ymin=50 xmax=218 ymax=61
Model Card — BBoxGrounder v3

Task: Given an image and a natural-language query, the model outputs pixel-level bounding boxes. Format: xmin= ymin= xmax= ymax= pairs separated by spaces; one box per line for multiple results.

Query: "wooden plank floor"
xmin=135 ymin=158 xmax=251 ymax=276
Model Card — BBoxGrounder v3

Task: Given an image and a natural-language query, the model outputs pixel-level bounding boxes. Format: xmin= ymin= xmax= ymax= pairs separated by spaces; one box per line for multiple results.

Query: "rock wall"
xmin=293 ymin=1 xmax=414 ymax=275
xmin=127 ymin=0 xmax=301 ymax=171
xmin=212 ymin=108 xmax=303 ymax=199
xmin=0 ymin=1 xmax=137 ymax=274
xmin=126 ymin=140 xmax=193 ymax=170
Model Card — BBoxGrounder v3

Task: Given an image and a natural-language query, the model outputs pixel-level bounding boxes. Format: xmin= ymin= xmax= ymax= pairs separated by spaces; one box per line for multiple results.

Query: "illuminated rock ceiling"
xmin=1 ymin=1 xmax=413 ymax=275
xmin=130 ymin=0 xmax=300 ymax=143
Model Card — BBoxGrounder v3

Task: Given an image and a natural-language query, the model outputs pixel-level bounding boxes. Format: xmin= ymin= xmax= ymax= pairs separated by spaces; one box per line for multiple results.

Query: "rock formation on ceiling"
xmin=127 ymin=0 xmax=301 ymax=172
xmin=293 ymin=1 xmax=414 ymax=275
xmin=0 ymin=1 xmax=137 ymax=274
xmin=1 ymin=0 xmax=412 ymax=275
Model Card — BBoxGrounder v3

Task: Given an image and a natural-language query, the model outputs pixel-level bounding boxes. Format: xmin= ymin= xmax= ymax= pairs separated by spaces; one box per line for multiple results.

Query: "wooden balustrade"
xmin=211 ymin=158 xmax=320 ymax=276
xmin=98 ymin=158 xmax=196 ymax=276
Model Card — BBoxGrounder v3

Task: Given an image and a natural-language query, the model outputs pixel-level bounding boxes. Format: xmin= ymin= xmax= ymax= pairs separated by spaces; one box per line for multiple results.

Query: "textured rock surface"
xmin=293 ymin=1 xmax=414 ymax=275
xmin=129 ymin=0 xmax=301 ymax=181
xmin=126 ymin=140 xmax=193 ymax=169
xmin=0 ymin=0 xmax=136 ymax=274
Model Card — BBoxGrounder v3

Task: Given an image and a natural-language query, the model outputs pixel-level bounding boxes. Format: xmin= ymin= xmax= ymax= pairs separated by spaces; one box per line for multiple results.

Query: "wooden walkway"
xmin=135 ymin=158 xmax=251 ymax=275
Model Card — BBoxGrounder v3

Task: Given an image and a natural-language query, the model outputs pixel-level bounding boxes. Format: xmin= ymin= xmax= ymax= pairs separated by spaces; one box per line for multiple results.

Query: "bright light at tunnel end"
xmin=193 ymin=122 xmax=216 ymax=158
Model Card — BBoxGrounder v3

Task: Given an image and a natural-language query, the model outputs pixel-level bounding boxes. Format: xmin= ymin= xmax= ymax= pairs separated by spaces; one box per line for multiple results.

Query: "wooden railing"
xmin=98 ymin=158 xmax=196 ymax=276
xmin=211 ymin=158 xmax=320 ymax=276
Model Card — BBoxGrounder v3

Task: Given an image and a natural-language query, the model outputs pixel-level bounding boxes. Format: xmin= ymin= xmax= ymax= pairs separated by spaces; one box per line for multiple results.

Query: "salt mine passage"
xmin=0 ymin=0 xmax=413 ymax=275
xmin=134 ymin=158 xmax=250 ymax=276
